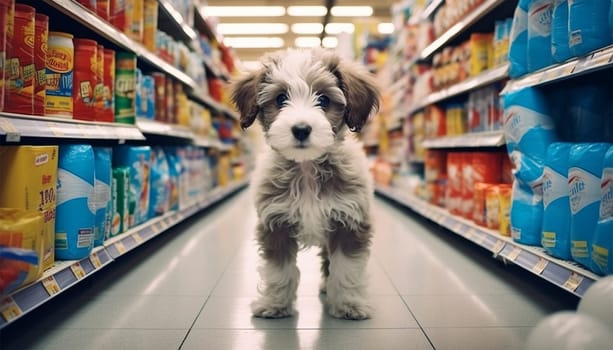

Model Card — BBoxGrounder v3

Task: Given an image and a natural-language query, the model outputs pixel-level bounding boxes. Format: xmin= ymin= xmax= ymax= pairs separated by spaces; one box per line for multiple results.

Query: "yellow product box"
xmin=468 ymin=33 xmax=493 ymax=76
xmin=143 ymin=0 xmax=158 ymax=51
xmin=0 ymin=146 xmax=58 ymax=271
xmin=0 ymin=208 xmax=45 ymax=291
xmin=498 ymin=184 xmax=512 ymax=237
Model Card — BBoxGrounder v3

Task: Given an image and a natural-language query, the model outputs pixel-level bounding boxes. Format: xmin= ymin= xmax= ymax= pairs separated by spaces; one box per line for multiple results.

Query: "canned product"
xmin=143 ymin=0 xmax=157 ymax=51
xmin=77 ymin=0 xmax=96 ymax=12
xmin=110 ymin=0 xmax=127 ymax=32
xmin=128 ymin=0 xmax=144 ymax=42
xmin=152 ymin=72 xmax=165 ymax=122
xmin=4 ymin=4 xmax=35 ymax=115
xmin=165 ymin=77 xmax=175 ymax=124
xmin=96 ymin=0 xmax=109 ymax=20
xmin=33 ymin=14 xmax=48 ymax=116
xmin=0 ymin=0 xmax=13 ymax=111
xmin=46 ymin=31 xmax=74 ymax=117
xmin=100 ymin=48 xmax=115 ymax=122
xmin=94 ymin=44 xmax=104 ymax=120
xmin=114 ymin=52 xmax=136 ymax=124
xmin=73 ymin=38 xmax=97 ymax=120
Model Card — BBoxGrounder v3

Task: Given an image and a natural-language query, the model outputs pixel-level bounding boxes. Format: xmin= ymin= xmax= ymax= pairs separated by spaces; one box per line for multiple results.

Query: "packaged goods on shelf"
xmin=446 ymin=152 xmax=464 ymax=215
xmin=165 ymin=149 xmax=180 ymax=211
xmin=445 ymin=104 xmax=467 ymax=135
xmin=467 ymin=85 xmax=503 ymax=132
xmin=0 ymin=0 xmax=11 ymax=112
xmin=148 ymin=147 xmax=170 ymax=218
xmin=494 ymin=18 xmax=512 ymax=67
xmin=113 ymin=146 xmax=151 ymax=227
xmin=433 ymin=0 xmax=487 ymax=38
xmin=93 ymin=147 xmax=112 ymax=247
xmin=0 ymin=209 xmax=44 ymax=293
xmin=568 ymin=0 xmax=613 ymax=57
xmin=143 ymin=0 xmax=158 ymax=51
xmin=128 ymin=0 xmax=144 ymax=42
xmin=0 ymin=145 xmax=58 ymax=271
xmin=46 ymin=31 xmax=74 ymax=118
xmin=527 ymin=0 xmax=554 ymax=72
xmin=5 ymin=4 xmax=35 ymax=115
xmin=542 ymin=143 xmax=573 ymax=260
xmin=73 ymin=39 xmax=98 ymax=121
xmin=551 ymin=0 xmax=571 ymax=63
xmin=34 ymin=14 xmax=48 ymax=116
xmin=498 ymin=184 xmax=512 ymax=236
xmin=135 ymin=69 xmax=155 ymax=120
xmin=509 ymin=0 xmax=530 ymax=78
xmin=97 ymin=0 xmax=109 ymax=20
xmin=55 ymin=144 xmax=95 ymax=260
xmin=101 ymin=48 xmax=115 ymax=122
xmin=114 ymin=52 xmax=137 ymax=124
xmin=110 ymin=0 xmax=127 ymax=32
xmin=94 ymin=44 xmax=104 ymax=119
xmin=111 ymin=166 xmax=130 ymax=236
xmin=592 ymin=145 xmax=613 ymax=275
xmin=569 ymin=143 xmax=610 ymax=272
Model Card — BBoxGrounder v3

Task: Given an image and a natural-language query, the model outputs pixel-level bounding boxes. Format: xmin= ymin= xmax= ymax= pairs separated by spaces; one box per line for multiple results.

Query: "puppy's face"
xmin=231 ymin=49 xmax=379 ymax=162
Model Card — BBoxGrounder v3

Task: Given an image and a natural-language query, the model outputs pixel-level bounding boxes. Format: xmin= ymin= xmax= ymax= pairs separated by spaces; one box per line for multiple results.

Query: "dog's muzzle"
xmin=291 ymin=123 xmax=312 ymax=142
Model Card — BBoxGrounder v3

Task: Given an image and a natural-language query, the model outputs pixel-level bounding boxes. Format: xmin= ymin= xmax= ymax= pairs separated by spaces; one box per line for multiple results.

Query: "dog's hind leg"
xmin=319 ymin=247 xmax=330 ymax=294
xmin=326 ymin=220 xmax=372 ymax=320
xmin=251 ymin=221 xmax=300 ymax=318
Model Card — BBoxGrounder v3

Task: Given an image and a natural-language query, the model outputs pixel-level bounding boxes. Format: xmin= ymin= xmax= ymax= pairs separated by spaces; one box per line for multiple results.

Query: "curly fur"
xmin=231 ymin=48 xmax=380 ymax=320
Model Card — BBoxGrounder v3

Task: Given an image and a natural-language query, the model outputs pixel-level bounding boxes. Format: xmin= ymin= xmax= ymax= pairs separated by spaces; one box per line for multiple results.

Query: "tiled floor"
xmin=0 ymin=190 xmax=578 ymax=349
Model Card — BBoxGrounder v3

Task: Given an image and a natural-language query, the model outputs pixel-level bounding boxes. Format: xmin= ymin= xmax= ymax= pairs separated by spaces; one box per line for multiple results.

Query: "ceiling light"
xmin=330 ymin=6 xmax=373 ymax=17
xmin=378 ymin=22 xmax=395 ymax=34
xmin=322 ymin=37 xmax=338 ymax=48
xmin=217 ymin=23 xmax=288 ymax=35
xmin=287 ymin=6 xmax=327 ymax=16
xmin=202 ymin=6 xmax=285 ymax=17
xmin=295 ymin=37 xmax=321 ymax=48
xmin=291 ymin=23 xmax=324 ymax=35
xmin=325 ymin=23 xmax=355 ymax=34
xmin=223 ymin=37 xmax=285 ymax=49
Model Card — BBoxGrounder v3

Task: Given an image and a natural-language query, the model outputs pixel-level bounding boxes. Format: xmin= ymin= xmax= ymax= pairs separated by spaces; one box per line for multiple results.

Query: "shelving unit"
xmin=375 ymin=186 xmax=600 ymax=298
xmin=0 ymin=180 xmax=249 ymax=329
xmin=422 ymin=131 xmax=505 ymax=149
xmin=158 ymin=0 xmax=198 ymax=42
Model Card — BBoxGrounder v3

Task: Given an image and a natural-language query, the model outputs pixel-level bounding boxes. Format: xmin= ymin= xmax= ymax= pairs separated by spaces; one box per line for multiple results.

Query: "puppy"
xmin=231 ymin=48 xmax=380 ymax=320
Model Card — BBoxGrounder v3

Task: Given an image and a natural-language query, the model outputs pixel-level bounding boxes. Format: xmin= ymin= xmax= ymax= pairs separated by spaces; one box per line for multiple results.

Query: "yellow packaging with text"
xmin=0 ymin=146 xmax=59 ymax=271
xmin=0 ymin=208 xmax=45 ymax=290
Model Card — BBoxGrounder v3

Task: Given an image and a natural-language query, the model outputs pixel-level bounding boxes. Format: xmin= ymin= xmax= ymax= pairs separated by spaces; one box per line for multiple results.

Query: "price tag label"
xmin=563 ymin=273 xmax=584 ymax=292
xmin=590 ymin=51 xmax=613 ymax=68
xmin=532 ymin=258 xmax=549 ymax=275
xmin=70 ymin=262 xmax=86 ymax=279
xmin=573 ymin=57 xmax=593 ymax=74
xmin=115 ymin=241 xmax=127 ymax=255
xmin=492 ymin=240 xmax=505 ymax=254
xmin=42 ymin=276 xmax=61 ymax=296
xmin=507 ymin=246 xmax=522 ymax=261
xmin=0 ymin=297 xmax=22 ymax=322
xmin=133 ymin=232 xmax=143 ymax=244
xmin=90 ymin=252 xmax=102 ymax=268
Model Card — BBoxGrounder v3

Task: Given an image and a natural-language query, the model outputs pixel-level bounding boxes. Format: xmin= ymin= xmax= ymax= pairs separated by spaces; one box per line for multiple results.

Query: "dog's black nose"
xmin=291 ymin=123 xmax=312 ymax=141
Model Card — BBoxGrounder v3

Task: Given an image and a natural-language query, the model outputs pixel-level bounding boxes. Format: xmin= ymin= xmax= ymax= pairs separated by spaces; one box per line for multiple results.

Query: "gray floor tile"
xmin=182 ymin=329 xmax=433 ymax=350
xmin=425 ymin=327 xmax=533 ymax=350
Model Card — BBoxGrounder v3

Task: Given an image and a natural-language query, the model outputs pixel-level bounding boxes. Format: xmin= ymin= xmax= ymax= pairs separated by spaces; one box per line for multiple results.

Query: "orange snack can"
xmin=97 ymin=0 xmax=110 ymax=20
xmin=498 ymin=184 xmax=513 ymax=236
xmin=4 ymin=4 xmax=35 ymax=115
xmin=0 ymin=0 xmax=13 ymax=111
xmin=152 ymin=72 xmax=166 ymax=122
xmin=73 ymin=38 xmax=97 ymax=120
xmin=100 ymin=48 xmax=115 ymax=122
xmin=485 ymin=185 xmax=501 ymax=230
xmin=33 ymin=14 xmax=48 ymax=116
xmin=473 ymin=182 xmax=490 ymax=226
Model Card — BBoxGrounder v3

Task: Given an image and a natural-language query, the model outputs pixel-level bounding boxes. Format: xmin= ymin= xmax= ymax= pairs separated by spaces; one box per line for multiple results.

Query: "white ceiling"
xmin=202 ymin=0 xmax=396 ymax=62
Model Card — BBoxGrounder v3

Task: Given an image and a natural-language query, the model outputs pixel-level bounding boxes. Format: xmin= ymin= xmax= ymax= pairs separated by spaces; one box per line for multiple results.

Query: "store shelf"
xmin=503 ymin=45 xmax=613 ymax=93
xmin=158 ymin=0 xmax=198 ymax=42
xmin=420 ymin=0 xmax=506 ymax=60
xmin=136 ymin=118 xmax=194 ymax=140
xmin=188 ymin=90 xmax=239 ymax=121
xmin=375 ymin=185 xmax=600 ymax=298
xmin=0 ymin=113 xmax=145 ymax=143
xmin=422 ymin=131 xmax=505 ymax=149
xmin=421 ymin=0 xmax=444 ymax=20
xmin=193 ymin=136 xmax=223 ymax=148
xmin=407 ymin=63 xmax=509 ymax=115
xmin=0 ymin=180 xmax=249 ymax=329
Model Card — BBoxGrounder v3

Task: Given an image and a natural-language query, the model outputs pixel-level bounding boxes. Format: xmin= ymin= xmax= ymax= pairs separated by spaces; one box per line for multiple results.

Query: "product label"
xmin=569 ymin=167 xmax=601 ymax=214
xmin=510 ymin=6 xmax=528 ymax=42
xmin=571 ymin=240 xmax=589 ymax=258
xmin=503 ymin=106 xmax=555 ymax=147
xmin=94 ymin=179 xmax=111 ymax=211
xmin=46 ymin=45 xmax=74 ymax=115
xmin=542 ymin=231 xmax=556 ymax=248
xmin=569 ymin=30 xmax=583 ymax=48
xmin=542 ymin=167 xmax=568 ymax=208
xmin=592 ymin=244 xmax=609 ymax=271
xmin=600 ymin=168 xmax=613 ymax=220
xmin=77 ymin=228 xmax=93 ymax=248
xmin=529 ymin=1 xmax=553 ymax=37
xmin=57 ymin=168 xmax=95 ymax=214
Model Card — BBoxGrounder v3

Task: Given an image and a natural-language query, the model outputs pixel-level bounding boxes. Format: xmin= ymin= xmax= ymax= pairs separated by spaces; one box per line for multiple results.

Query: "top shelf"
xmin=420 ymin=0 xmax=506 ymax=60
xmin=421 ymin=0 xmax=445 ymax=20
xmin=503 ymin=45 xmax=613 ymax=93
xmin=158 ymin=0 xmax=197 ymax=43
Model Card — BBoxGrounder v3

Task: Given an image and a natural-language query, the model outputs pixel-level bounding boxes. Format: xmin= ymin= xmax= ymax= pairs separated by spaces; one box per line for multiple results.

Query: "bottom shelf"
xmin=0 ymin=180 xmax=249 ymax=329
xmin=375 ymin=185 xmax=600 ymax=298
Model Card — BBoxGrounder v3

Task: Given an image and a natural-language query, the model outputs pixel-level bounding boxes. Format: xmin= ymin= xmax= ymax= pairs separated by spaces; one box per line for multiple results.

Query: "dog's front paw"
xmin=328 ymin=301 xmax=372 ymax=320
xmin=251 ymin=299 xmax=294 ymax=318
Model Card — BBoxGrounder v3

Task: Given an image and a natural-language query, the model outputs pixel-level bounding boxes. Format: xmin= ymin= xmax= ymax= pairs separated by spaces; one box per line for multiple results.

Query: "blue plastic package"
xmin=568 ymin=82 xmax=611 ymax=142
xmin=148 ymin=147 xmax=170 ymax=218
xmin=55 ymin=145 xmax=95 ymax=260
xmin=509 ymin=0 xmax=532 ymax=78
xmin=511 ymin=180 xmax=544 ymax=245
xmin=528 ymin=0 xmax=554 ymax=72
xmin=93 ymin=147 xmax=112 ymax=247
xmin=142 ymin=75 xmax=155 ymax=120
xmin=569 ymin=143 xmax=611 ymax=271
xmin=568 ymin=0 xmax=613 ymax=57
xmin=113 ymin=146 xmax=151 ymax=227
xmin=542 ymin=143 xmax=572 ymax=259
xmin=592 ymin=146 xmax=613 ymax=275
xmin=551 ymin=0 xmax=572 ymax=62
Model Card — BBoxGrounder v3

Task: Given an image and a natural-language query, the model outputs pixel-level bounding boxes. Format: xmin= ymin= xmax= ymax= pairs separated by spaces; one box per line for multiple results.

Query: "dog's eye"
xmin=275 ymin=93 xmax=288 ymax=107
xmin=317 ymin=95 xmax=330 ymax=109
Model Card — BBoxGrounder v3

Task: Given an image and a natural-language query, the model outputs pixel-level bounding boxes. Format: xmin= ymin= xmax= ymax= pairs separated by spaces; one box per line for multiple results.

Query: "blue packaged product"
xmin=592 ymin=146 xmax=613 ymax=275
xmin=55 ymin=145 xmax=95 ymax=260
xmin=148 ymin=147 xmax=170 ymax=218
xmin=113 ymin=146 xmax=151 ymax=227
xmin=569 ymin=143 xmax=610 ymax=271
xmin=93 ymin=147 xmax=112 ymax=247
xmin=568 ymin=82 xmax=611 ymax=142
xmin=542 ymin=143 xmax=572 ymax=259
xmin=509 ymin=0 xmax=532 ymax=78
xmin=527 ymin=0 xmax=554 ymax=72
xmin=142 ymin=75 xmax=156 ymax=119
xmin=511 ymin=180 xmax=544 ymax=245
xmin=551 ymin=0 xmax=572 ymax=63
xmin=164 ymin=148 xmax=181 ymax=211
xmin=568 ymin=0 xmax=613 ymax=57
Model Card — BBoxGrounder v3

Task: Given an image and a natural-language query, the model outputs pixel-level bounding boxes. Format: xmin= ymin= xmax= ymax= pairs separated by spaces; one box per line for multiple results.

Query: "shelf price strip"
xmin=41 ymin=276 xmax=61 ymax=296
xmin=70 ymin=262 xmax=87 ymax=280
xmin=563 ymin=272 xmax=584 ymax=293
xmin=0 ymin=297 xmax=22 ymax=322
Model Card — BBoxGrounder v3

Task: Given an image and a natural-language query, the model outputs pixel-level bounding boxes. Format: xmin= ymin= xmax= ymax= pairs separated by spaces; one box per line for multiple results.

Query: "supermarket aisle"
xmin=1 ymin=189 xmax=578 ymax=350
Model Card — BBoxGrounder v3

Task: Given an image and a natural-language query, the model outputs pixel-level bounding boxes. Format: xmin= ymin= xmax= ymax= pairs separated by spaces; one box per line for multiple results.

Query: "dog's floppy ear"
xmin=231 ymin=69 xmax=263 ymax=129
xmin=335 ymin=61 xmax=380 ymax=132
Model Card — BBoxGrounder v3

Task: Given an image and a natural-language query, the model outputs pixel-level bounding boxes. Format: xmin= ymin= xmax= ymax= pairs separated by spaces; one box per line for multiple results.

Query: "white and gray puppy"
xmin=231 ymin=48 xmax=380 ymax=320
